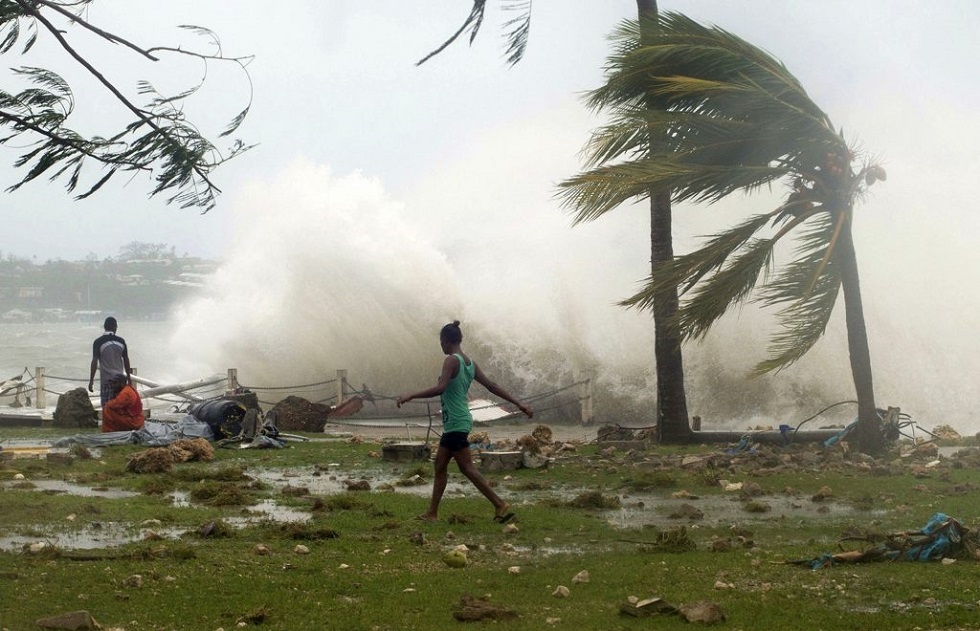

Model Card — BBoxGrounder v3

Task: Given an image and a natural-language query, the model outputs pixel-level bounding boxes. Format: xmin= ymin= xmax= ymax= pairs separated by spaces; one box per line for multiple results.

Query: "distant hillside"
xmin=0 ymin=246 xmax=217 ymax=321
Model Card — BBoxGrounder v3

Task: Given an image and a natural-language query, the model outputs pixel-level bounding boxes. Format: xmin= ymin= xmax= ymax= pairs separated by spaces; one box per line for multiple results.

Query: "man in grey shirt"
xmin=88 ymin=316 xmax=132 ymax=408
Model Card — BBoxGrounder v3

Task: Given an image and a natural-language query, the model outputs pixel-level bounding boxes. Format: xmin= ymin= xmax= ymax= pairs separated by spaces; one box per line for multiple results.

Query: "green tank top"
xmin=440 ymin=353 xmax=475 ymax=434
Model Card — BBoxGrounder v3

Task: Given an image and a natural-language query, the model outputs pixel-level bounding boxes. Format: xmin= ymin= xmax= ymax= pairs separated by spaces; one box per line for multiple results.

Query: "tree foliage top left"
xmin=0 ymin=0 xmax=253 ymax=212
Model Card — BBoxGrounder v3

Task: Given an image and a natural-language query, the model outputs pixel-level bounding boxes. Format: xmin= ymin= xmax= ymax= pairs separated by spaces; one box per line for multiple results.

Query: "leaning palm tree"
xmin=559 ymin=13 xmax=888 ymax=453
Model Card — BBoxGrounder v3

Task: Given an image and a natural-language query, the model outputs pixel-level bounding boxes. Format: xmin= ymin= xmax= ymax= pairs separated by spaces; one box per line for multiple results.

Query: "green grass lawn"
xmin=1 ymin=427 xmax=979 ymax=630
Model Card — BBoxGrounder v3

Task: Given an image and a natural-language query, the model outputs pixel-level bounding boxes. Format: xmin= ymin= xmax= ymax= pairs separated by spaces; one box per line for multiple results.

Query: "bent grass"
xmin=1 ymin=428 xmax=979 ymax=629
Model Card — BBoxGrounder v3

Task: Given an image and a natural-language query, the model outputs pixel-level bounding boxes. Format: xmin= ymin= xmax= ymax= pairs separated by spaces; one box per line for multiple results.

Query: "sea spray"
xmin=164 ymin=158 xmax=965 ymax=433
xmin=170 ymin=164 xmax=461 ymax=394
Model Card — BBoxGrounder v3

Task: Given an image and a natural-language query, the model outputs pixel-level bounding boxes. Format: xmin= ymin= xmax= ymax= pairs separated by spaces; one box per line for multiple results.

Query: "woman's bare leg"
xmin=421 ymin=445 xmax=452 ymax=520
xmin=453 ymin=447 xmax=509 ymax=517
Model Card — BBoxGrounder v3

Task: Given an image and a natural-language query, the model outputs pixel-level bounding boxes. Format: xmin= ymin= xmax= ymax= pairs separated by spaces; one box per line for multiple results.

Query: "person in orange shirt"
xmin=101 ymin=374 xmax=144 ymax=432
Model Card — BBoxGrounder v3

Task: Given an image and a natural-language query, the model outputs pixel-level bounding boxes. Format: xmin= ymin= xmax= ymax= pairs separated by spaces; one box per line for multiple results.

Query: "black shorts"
xmin=439 ymin=431 xmax=470 ymax=453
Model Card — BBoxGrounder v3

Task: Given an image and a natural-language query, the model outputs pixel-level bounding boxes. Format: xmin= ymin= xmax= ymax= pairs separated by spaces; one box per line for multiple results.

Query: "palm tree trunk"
xmin=836 ymin=212 xmax=882 ymax=453
xmin=650 ymin=190 xmax=691 ymax=442
xmin=639 ymin=0 xmax=691 ymax=443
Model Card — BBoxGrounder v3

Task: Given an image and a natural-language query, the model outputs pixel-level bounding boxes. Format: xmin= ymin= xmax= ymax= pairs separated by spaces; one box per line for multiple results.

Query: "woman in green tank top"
xmin=398 ymin=320 xmax=533 ymax=523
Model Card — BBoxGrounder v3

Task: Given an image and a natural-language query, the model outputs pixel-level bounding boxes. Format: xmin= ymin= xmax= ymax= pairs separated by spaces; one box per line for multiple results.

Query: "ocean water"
xmin=1 ymin=321 xmax=179 ymax=382
xmin=0 ymin=320 xmax=214 ymax=412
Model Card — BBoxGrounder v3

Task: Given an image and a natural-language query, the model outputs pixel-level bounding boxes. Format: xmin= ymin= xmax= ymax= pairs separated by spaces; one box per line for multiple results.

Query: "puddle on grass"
xmin=605 ymin=493 xmax=885 ymax=530
xmin=1 ymin=479 xmax=139 ymax=499
xmin=249 ymin=467 xmax=464 ymax=499
xmin=0 ymin=461 xmax=889 ymax=553
xmin=0 ymin=521 xmax=187 ymax=552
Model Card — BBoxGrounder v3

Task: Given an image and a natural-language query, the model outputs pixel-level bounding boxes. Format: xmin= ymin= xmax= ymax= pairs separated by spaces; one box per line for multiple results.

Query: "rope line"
xmin=243 ymin=378 xmax=338 ymax=391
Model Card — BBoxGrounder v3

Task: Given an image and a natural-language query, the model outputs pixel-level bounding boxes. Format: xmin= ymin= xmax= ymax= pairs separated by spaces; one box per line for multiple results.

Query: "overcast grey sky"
xmin=4 ymin=1 xmax=977 ymax=262
xmin=3 ymin=1 xmax=979 ymax=430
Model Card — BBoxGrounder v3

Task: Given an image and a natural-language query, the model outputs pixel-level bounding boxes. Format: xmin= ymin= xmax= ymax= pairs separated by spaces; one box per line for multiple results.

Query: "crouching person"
xmin=101 ymin=373 xmax=144 ymax=432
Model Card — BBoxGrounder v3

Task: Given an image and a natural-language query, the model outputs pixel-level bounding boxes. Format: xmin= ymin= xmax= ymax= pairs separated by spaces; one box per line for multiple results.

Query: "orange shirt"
xmin=102 ymin=384 xmax=144 ymax=432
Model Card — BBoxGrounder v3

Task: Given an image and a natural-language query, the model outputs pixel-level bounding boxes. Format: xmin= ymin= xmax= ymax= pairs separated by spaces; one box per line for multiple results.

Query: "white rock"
xmin=572 ymin=570 xmax=590 ymax=584
xmin=294 ymin=544 xmax=310 ymax=554
xmin=552 ymin=585 xmax=570 ymax=598
xmin=13 ymin=473 xmax=25 ymax=480
xmin=508 ymin=566 xmax=521 ymax=575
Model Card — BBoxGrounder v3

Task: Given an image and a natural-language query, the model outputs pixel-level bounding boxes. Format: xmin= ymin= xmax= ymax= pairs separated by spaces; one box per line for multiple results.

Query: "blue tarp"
xmin=53 ymin=416 xmax=214 ymax=448
xmin=802 ymin=513 xmax=968 ymax=569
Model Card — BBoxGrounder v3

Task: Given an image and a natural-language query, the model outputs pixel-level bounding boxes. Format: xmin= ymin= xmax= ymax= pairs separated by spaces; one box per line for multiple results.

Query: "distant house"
xmin=2 ymin=309 xmax=32 ymax=322
xmin=17 ymin=287 xmax=43 ymax=299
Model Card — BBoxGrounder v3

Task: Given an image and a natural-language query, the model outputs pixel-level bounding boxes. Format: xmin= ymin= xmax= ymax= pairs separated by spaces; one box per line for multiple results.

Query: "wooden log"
xmin=691 ymin=429 xmax=841 ymax=445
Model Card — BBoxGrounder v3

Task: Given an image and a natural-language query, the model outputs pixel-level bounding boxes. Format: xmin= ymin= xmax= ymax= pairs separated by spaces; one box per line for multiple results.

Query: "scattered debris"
xmin=793 ymin=513 xmax=977 ymax=569
xmin=567 ymin=490 xmax=621 ymax=510
xmin=36 ymin=610 xmax=101 ymax=630
xmin=668 ymin=503 xmax=704 ymax=521
xmin=122 ymin=574 xmax=143 ymax=588
xmin=52 ymin=389 xmax=98 ymax=429
xmin=443 ymin=549 xmax=467 ymax=568
xmin=678 ymin=600 xmax=727 ymax=624
xmin=619 ymin=596 xmax=678 ymax=617
xmin=267 ymin=395 xmax=362 ymax=432
xmin=552 ymin=585 xmax=570 ymax=598
xmin=931 ymin=425 xmax=961 ymax=441
xmin=452 ymin=594 xmax=518 ymax=622
xmin=620 ymin=597 xmax=725 ymax=624
xmin=125 ymin=438 xmax=213 ymax=474
xmin=811 ymin=485 xmax=833 ymax=502
xmin=237 ymin=606 xmax=270 ymax=626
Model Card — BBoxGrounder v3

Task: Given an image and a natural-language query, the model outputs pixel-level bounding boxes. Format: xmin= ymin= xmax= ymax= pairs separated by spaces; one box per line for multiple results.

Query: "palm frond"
xmin=417 ymin=0 xmax=487 ymax=66
xmin=621 ymin=212 xmax=775 ymax=311
xmin=673 ymin=237 xmax=775 ymax=339
xmin=565 ymin=12 xmax=847 ymax=213
xmin=501 ymin=0 xmax=531 ymax=66
xmin=752 ymin=211 xmax=842 ymax=373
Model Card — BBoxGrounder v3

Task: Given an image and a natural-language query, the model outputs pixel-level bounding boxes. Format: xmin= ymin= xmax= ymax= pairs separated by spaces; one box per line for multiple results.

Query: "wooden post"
xmin=35 ymin=366 xmax=45 ymax=409
xmin=227 ymin=368 xmax=239 ymax=393
xmin=337 ymin=369 xmax=347 ymax=404
xmin=580 ymin=373 xmax=594 ymax=425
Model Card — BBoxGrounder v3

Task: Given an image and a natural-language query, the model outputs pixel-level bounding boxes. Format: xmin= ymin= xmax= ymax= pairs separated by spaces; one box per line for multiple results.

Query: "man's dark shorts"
xmin=440 ymin=431 xmax=470 ymax=453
